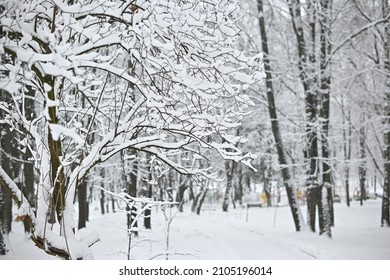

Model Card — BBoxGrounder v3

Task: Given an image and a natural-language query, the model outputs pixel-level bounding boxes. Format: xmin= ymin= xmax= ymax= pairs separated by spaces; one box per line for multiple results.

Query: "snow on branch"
xmin=0 ymin=0 xmax=264 ymax=259
xmin=0 ymin=166 xmax=35 ymax=219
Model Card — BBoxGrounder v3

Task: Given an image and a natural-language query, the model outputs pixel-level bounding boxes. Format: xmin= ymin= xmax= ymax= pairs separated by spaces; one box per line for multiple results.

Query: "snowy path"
xmin=89 ymin=206 xmax=313 ymax=260
xmin=2 ymin=200 xmax=389 ymax=260
xmin=170 ymin=213 xmax=314 ymax=260
xmin=91 ymin=200 xmax=390 ymax=260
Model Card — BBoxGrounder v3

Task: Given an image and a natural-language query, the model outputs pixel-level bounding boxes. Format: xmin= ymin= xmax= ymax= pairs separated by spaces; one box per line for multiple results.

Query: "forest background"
xmin=0 ymin=0 xmax=389 ymax=260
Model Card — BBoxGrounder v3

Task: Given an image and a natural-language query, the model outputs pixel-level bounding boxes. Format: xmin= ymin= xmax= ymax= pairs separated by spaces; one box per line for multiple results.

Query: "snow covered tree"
xmin=331 ymin=0 xmax=390 ymax=226
xmin=0 ymin=0 xmax=264 ymax=259
xmin=330 ymin=0 xmax=387 ymax=213
xmin=285 ymin=0 xmax=333 ymax=236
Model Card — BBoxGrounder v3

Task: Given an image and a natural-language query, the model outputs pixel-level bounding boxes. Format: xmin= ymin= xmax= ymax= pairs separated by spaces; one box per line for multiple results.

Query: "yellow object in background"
xmin=260 ymin=193 xmax=268 ymax=207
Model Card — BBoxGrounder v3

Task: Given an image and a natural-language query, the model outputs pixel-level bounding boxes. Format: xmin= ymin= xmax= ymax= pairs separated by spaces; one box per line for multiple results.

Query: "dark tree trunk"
xmin=100 ymin=189 xmax=105 ymax=215
xmin=0 ymin=171 xmax=13 ymax=235
xmin=127 ymin=157 xmax=138 ymax=237
xmin=306 ymin=186 xmax=320 ymax=231
xmin=0 ymin=89 xmax=19 ymax=253
xmin=0 ymin=228 xmax=6 ymax=255
xmin=237 ymin=166 xmax=243 ymax=206
xmin=358 ymin=120 xmax=367 ymax=206
xmin=196 ymin=188 xmax=208 ymax=215
xmin=143 ymin=155 xmax=153 ymax=229
xmin=144 ymin=182 xmax=152 ymax=229
xmin=246 ymin=174 xmax=251 ymax=192
xmin=45 ymin=75 xmax=66 ymax=224
xmin=21 ymin=86 xmax=36 ymax=233
xmin=111 ymin=196 xmax=116 ymax=213
xmin=299 ymin=0 xmax=320 ymax=233
xmin=222 ymin=160 xmax=235 ymax=212
xmin=0 ymin=189 xmax=12 ymax=255
xmin=231 ymin=191 xmax=236 ymax=209
xmin=176 ymin=180 xmax=187 ymax=212
xmin=263 ymin=157 xmax=272 ymax=207
xmin=192 ymin=192 xmax=201 ymax=213
xmin=22 ymin=149 xmax=35 ymax=233
xmin=78 ymin=179 xmax=88 ymax=229
xmin=143 ymin=205 xmax=152 ymax=229
xmin=318 ymin=0 xmax=333 ymax=236
xmin=257 ymin=0 xmax=302 ymax=231
xmin=264 ymin=186 xmax=271 ymax=208
xmin=342 ymin=98 xmax=351 ymax=207
xmin=382 ymin=0 xmax=390 ymax=227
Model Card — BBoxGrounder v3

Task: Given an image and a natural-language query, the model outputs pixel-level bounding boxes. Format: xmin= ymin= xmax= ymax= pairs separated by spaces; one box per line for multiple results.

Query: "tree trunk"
xmin=0 ymin=228 xmax=6 ymax=255
xmin=100 ymin=188 xmax=105 ymax=215
xmin=111 ymin=196 xmax=116 ymax=213
xmin=296 ymin=0 xmax=320 ymax=233
xmin=44 ymin=74 xmax=66 ymax=225
xmin=127 ymin=157 xmax=138 ymax=237
xmin=318 ymin=0 xmax=333 ymax=236
xmin=196 ymin=188 xmax=208 ymax=215
xmin=262 ymin=160 xmax=272 ymax=207
xmin=382 ymin=0 xmax=390 ymax=227
xmin=78 ymin=179 xmax=88 ymax=229
xmin=21 ymin=86 xmax=36 ymax=233
xmin=176 ymin=180 xmax=187 ymax=212
xmin=0 ymin=189 xmax=11 ymax=255
xmin=237 ymin=165 xmax=244 ymax=206
xmin=0 ymin=89 xmax=18 ymax=253
xmin=257 ymin=0 xmax=302 ymax=231
xmin=191 ymin=191 xmax=201 ymax=213
xmin=342 ymin=97 xmax=351 ymax=207
xmin=288 ymin=0 xmax=322 ymax=231
xmin=144 ymin=175 xmax=153 ymax=229
xmin=358 ymin=118 xmax=367 ymax=206
xmin=222 ymin=160 xmax=235 ymax=212
xmin=306 ymin=186 xmax=320 ymax=231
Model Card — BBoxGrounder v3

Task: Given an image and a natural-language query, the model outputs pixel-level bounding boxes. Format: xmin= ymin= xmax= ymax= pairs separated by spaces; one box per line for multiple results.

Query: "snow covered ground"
xmin=1 ymin=199 xmax=389 ymax=260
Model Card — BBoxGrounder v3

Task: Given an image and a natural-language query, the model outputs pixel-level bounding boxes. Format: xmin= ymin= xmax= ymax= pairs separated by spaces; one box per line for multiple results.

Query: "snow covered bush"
xmin=0 ymin=0 xmax=264 ymax=259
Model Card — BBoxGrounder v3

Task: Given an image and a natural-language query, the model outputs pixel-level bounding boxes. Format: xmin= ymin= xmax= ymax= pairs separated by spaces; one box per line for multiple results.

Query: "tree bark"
xmin=21 ymin=86 xmax=36 ymax=233
xmin=382 ymin=0 xmax=390 ymax=227
xmin=222 ymin=160 xmax=236 ymax=212
xmin=78 ymin=179 xmax=88 ymax=229
xmin=43 ymin=70 xmax=66 ymax=225
xmin=144 ymin=161 xmax=153 ymax=229
xmin=342 ymin=96 xmax=351 ymax=207
xmin=196 ymin=188 xmax=208 ymax=215
xmin=0 ymin=189 xmax=11 ymax=255
xmin=0 ymin=89 xmax=18 ymax=253
xmin=0 ymin=228 xmax=6 ymax=255
xmin=318 ymin=0 xmax=333 ymax=236
xmin=237 ymin=165 xmax=244 ymax=206
xmin=176 ymin=177 xmax=189 ymax=212
xmin=358 ymin=116 xmax=367 ymax=206
xmin=127 ymin=156 xmax=138 ymax=237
